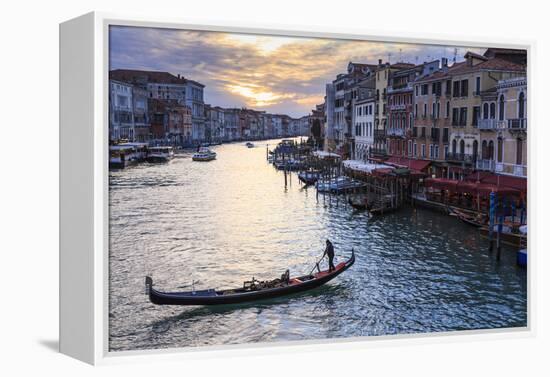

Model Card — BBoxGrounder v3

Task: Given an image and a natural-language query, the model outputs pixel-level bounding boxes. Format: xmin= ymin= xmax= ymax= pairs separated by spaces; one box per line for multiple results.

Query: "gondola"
xmin=145 ymin=250 xmax=355 ymax=306
xmin=450 ymin=208 xmax=485 ymax=227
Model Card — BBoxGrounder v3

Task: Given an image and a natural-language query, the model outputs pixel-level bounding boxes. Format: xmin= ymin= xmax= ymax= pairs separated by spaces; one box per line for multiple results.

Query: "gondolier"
xmin=322 ymin=239 xmax=335 ymax=272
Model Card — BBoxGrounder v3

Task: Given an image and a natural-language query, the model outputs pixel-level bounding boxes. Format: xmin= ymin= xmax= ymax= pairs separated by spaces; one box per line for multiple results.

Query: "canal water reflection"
xmin=108 ymin=138 xmax=527 ymax=351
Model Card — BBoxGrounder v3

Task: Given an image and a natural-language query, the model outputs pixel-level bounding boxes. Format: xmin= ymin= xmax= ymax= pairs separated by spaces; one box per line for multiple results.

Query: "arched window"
xmin=516 ymin=138 xmax=523 ymax=165
xmin=499 ymin=95 xmax=505 ymax=121
xmin=472 ymin=140 xmax=478 ymax=162
xmin=452 ymin=139 xmax=457 ymax=154
xmin=488 ymin=140 xmax=495 ymax=161
xmin=490 ymin=103 xmax=496 ymax=119
xmin=518 ymin=92 xmax=525 ymax=119
xmin=482 ymin=140 xmax=488 ymax=159
xmin=460 ymin=139 xmax=465 ymax=155
xmin=497 ymin=137 xmax=503 ymax=162
xmin=483 ymin=103 xmax=489 ymax=119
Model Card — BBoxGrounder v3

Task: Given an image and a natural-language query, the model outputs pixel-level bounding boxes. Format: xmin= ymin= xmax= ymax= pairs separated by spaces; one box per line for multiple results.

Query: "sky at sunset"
xmin=109 ymin=26 xmax=485 ymax=118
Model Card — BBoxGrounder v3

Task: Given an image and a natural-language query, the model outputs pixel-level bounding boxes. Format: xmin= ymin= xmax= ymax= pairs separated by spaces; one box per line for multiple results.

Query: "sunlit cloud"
xmin=109 ymin=26 xmax=484 ymax=117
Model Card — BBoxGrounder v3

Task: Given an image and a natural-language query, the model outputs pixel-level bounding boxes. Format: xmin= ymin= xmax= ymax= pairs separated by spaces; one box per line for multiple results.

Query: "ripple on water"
xmin=108 ymin=139 xmax=527 ymax=351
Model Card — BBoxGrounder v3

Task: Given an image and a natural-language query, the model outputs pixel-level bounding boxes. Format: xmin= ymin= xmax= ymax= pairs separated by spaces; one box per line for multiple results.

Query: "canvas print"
xmin=108 ymin=25 xmax=527 ymax=352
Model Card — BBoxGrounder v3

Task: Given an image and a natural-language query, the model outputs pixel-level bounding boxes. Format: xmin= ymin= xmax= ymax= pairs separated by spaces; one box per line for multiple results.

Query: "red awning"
xmin=477 ymin=183 xmax=521 ymax=197
xmin=372 ymin=168 xmax=394 ymax=177
xmin=465 ymin=172 xmax=526 ymax=192
xmin=385 ymin=156 xmax=431 ymax=172
xmin=456 ymin=181 xmax=478 ymax=195
xmin=425 ymin=178 xmax=459 ymax=192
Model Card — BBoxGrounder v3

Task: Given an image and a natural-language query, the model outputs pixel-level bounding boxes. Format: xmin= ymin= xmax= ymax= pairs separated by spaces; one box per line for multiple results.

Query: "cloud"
xmin=109 ymin=26 xmax=484 ymax=117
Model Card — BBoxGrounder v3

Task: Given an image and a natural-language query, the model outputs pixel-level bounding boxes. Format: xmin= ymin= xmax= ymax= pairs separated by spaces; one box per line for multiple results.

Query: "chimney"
xmin=177 ymin=74 xmax=180 ymax=79
xmin=442 ymin=57 xmax=448 ymax=67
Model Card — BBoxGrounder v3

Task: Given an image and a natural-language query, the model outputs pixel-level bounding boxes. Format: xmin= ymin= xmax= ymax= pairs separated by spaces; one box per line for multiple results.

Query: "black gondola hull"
xmin=146 ymin=251 xmax=354 ymax=306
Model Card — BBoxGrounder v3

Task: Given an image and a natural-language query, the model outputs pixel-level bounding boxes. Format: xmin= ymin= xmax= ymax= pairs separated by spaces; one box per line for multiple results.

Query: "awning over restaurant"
xmin=425 ymin=178 xmax=459 ymax=192
xmin=465 ymin=172 xmax=527 ymax=192
xmin=385 ymin=156 xmax=431 ymax=172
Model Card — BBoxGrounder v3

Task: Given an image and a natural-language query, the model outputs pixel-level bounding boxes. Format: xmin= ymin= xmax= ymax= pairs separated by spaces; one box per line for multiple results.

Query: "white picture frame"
xmin=59 ymin=11 xmax=534 ymax=365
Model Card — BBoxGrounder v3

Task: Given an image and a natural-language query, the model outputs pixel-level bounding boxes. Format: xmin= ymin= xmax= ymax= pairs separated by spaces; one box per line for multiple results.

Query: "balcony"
xmin=445 ymin=152 xmax=475 ymax=163
xmin=507 ymin=118 xmax=527 ymax=131
xmin=478 ymin=118 xmax=498 ymax=130
xmin=374 ymin=129 xmax=386 ymax=141
xmin=387 ymin=128 xmax=405 ymax=137
xmin=370 ymin=148 xmax=387 ymax=157
xmin=495 ymin=162 xmax=527 ymax=177
xmin=476 ymin=159 xmax=495 ymax=172
xmin=389 ymin=104 xmax=406 ymax=111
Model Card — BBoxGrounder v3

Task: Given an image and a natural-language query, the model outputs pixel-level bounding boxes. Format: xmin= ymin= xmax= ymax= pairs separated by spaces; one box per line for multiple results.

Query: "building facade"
xmin=477 ymin=77 xmax=527 ymax=177
xmin=109 ymin=79 xmax=134 ymax=141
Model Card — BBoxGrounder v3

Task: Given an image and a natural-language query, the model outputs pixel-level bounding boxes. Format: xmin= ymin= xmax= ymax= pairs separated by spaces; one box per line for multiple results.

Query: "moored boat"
xmin=450 ymin=208 xmax=486 ymax=227
xmin=348 ymin=194 xmax=368 ymax=210
xmin=145 ymin=250 xmax=355 ymax=306
xmin=245 ymin=142 xmax=254 ymax=148
xmin=298 ymin=171 xmax=320 ymax=185
xmin=192 ymin=147 xmax=217 ymax=161
xmin=146 ymin=146 xmax=175 ymax=163
xmin=109 ymin=145 xmax=139 ymax=169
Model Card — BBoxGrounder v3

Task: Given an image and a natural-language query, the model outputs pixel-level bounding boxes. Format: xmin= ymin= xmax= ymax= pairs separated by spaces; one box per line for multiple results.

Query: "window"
xmin=497 ymin=137 xmax=503 ymax=162
xmin=446 ymin=101 xmax=450 ymax=118
xmin=408 ymin=140 xmax=412 ymax=155
xmin=459 ymin=107 xmax=468 ymax=126
xmin=445 ymin=80 xmax=452 ymax=95
xmin=516 ymin=138 xmax=523 ymax=165
xmin=452 ymin=108 xmax=459 ymax=126
xmin=518 ymin=92 xmax=525 ymax=119
xmin=421 ymin=84 xmax=428 ymax=95
xmin=423 ymin=103 xmax=427 ymax=117
xmin=436 ymin=102 xmax=440 ymax=119
xmin=415 ymin=85 xmax=419 ymax=96
xmin=434 ymin=145 xmax=439 ymax=159
xmin=421 ymin=144 xmax=426 ymax=157
xmin=452 ymin=81 xmax=460 ymax=97
xmin=413 ymin=143 xmax=417 ymax=156
xmin=432 ymin=103 xmax=436 ymax=118
xmin=483 ymin=103 xmax=489 ymax=119
xmin=460 ymin=79 xmax=469 ymax=97
xmin=475 ymin=77 xmax=481 ymax=95
xmin=473 ymin=106 xmax=480 ymax=127
xmin=490 ymin=103 xmax=496 ymax=119
xmin=499 ymin=95 xmax=505 ymax=121
xmin=429 ymin=144 xmax=434 ymax=158
xmin=415 ymin=104 xmax=418 ymax=117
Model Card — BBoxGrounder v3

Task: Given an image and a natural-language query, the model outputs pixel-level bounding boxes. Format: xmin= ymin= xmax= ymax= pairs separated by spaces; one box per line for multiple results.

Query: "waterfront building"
xmin=324 ymin=83 xmax=336 ymax=151
xmin=477 ymin=77 xmax=527 ymax=178
xmin=148 ymin=99 xmax=168 ymax=140
xmin=387 ymin=61 xmax=439 ymax=158
xmin=131 ymin=85 xmax=150 ymax=142
xmin=299 ymin=115 xmax=310 ymax=137
xmin=325 ymin=62 xmax=376 ymax=156
xmin=223 ymin=108 xmax=240 ymax=141
xmin=353 ymin=94 xmax=376 ymax=161
xmin=412 ymin=59 xmax=451 ymax=176
xmin=410 ymin=52 xmax=526 ymax=178
xmin=109 ymin=69 xmax=205 ymax=142
xmin=373 ymin=61 xmax=415 ymax=157
xmin=205 ymin=105 xmax=225 ymax=143
xmin=272 ymin=115 xmax=283 ymax=138
xmin=186 ymin=80 xmax=206 ymax=142
xmin=166 ymin=104 xmax=192 ymax=145
xmin=109 ymin=79 xmax=134 ymax=142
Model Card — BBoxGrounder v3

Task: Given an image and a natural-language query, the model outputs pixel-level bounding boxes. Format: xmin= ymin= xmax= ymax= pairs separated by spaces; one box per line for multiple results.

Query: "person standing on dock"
xmin=323 ymin=239 xmax=335 ymax=272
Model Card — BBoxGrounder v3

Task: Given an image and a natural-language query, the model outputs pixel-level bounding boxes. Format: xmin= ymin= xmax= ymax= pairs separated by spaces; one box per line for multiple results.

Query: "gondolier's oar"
xmin=309 ymin=254 xmax=325 ymax=276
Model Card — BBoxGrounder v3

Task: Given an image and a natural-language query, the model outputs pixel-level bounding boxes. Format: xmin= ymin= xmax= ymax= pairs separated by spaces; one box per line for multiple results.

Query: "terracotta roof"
xmin=109 ymin=69 xmax=187 ymax=85
xmin=484 ymin=48 xmax=527 ymax=57
xmin=464 ymin=51 xmax=488 ymax=61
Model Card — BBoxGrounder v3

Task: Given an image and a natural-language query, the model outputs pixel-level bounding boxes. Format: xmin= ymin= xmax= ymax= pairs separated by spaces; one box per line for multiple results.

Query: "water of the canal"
xmin=108 ymin=138 xmax=527 ymax=351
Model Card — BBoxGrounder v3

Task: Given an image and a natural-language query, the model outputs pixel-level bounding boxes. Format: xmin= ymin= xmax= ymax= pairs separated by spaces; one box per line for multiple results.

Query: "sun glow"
xmin=226 ymin=84 xmax=295 ymax=107
xmin=225 ymin=34 xmax=298 ymax=55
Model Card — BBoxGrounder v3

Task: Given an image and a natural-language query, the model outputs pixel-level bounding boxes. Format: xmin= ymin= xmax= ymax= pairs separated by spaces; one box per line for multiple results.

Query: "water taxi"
xmin=146 ymin=146 xmax=174 ymax=163
xmin=109 ymin=145 xmax=139 ymax=169
xmin=192 ymin=147 xmax=217 ymax=161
